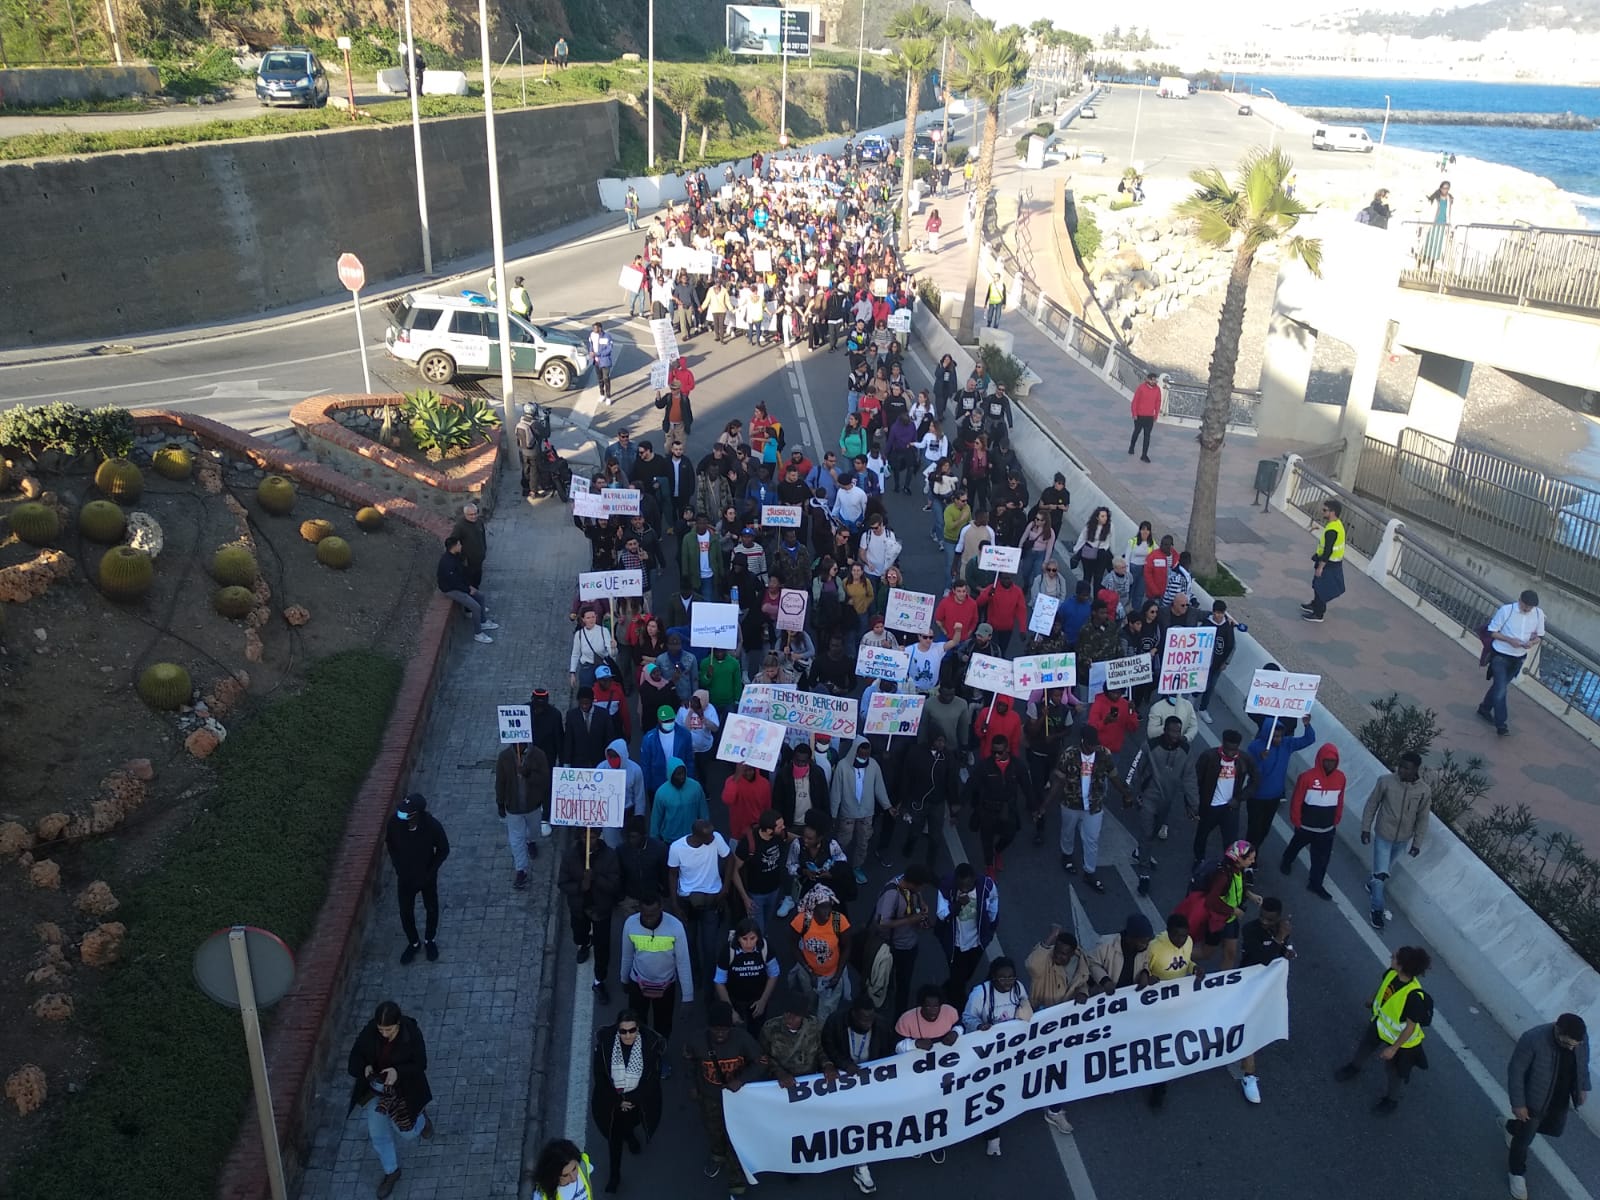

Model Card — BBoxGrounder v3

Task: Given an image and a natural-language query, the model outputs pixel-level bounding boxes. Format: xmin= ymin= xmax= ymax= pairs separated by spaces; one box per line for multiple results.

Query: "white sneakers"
xmin=481 ymin=621 xmax=501 ymax=631
xmin=985 ymin=1138 xmax=1002 ymax=1157
xmin=473 ymin=633 xmax=494 ymax=644
xmin=852 ymin=1165 xmax=877 ymax=1194
xmin=1241 ymin=1074 xmax=1262 ymax=1104
xmin=1199 ymin=711 xmax=1213 ymax=724
xmin=776 ymin=896 xmax=797 ymax=918
xmin=1042 ymin=1109 xmax=1074 ymax=1134
xmin=1509 ymin=1173 xmax=1529 ymax=1200
xmin=1157 ymin=824 xmax=1169 ymax=840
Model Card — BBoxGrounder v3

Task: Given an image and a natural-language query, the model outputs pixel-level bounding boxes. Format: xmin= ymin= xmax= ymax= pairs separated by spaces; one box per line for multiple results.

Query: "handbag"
xmin=376 ymin=1088 xmax=415 ymax=1132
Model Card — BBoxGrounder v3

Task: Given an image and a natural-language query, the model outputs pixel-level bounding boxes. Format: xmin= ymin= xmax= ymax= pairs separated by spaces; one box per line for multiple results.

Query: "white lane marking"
xmin=939 ymin=818 xmax=1100 ymax=1200
xmin=1 ymin=347 xmax=359 ymax=402
xmin=782 ymin=344 xmax=820 ymax=455
xmin=564 ymin=966 xmax=596 ymax=1143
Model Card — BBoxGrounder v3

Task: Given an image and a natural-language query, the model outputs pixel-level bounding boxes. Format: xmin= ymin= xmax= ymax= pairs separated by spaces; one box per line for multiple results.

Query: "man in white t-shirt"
xmin=830 ymin=474 xmax=868 ymax=531
xmin=907 ymin=631 xmax=946 ymax=695
xmin=1477 ymin=588 xmax=1545 ymax=736
xmin=668 ymin=818 xmax=733 ymax=984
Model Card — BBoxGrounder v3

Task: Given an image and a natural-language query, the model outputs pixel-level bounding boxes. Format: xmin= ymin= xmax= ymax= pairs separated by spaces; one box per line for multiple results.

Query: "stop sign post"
xmin=338 ymin=251 xmax=373 ymax=394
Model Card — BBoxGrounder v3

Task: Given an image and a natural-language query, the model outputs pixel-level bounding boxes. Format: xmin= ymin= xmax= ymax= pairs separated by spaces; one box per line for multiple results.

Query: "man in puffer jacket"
xmin=1128 ymin=717 xmax=1197 ymax=896
xmin=1281 ymin=743 xmax=1346 ymax=901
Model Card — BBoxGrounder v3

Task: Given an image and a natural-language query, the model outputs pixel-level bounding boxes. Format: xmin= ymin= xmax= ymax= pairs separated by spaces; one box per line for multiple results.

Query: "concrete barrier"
xmin=1 ymin=99 xmax=618 ymax=348
xmin=0 ymin=65 xmax=160 ymax=105
xmin=375 ymin=68 xmax=408 ymax=94
xmin=421 ymin=70 xmax=469 ymax=96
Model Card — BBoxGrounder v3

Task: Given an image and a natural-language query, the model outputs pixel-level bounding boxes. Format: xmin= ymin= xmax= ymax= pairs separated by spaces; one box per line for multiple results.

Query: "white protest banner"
xmin=753 ymin=247 xmax=773 ymax=273
xmin=578 ymin=569 xmax=646 ymax=600
xmin=568 ymin=473 xmax=591 ymax=500
xmin=761 ymin=504 xmax=803 ymax=528
xmin=777 ymin=589 xmax=809 ymax=633
xmin=871 ymin=277 xmax=889 ymax=297
xmin=618 ymin=264 xmax=644 ymax=293
xmin=1027 ymin=594 xmax=1060 ymax=637
xmin=660 ymin=244 xmax=690 ymax=272
xmin=574 ymin=490 xmax=642 ymax=520
xmin=1159 ymin=627 xmax=1217 ymax=695
xmin=572 ymin=491 xmax=606 ymax=518
xmin=726 ymin=961 xmax=1290 ymax=1177
xmin=884 ymin=588 xmax=936 ymax=636
xmin=1245 ymin=670 xmax=1322 ymax=718
xmin=738 ymin=683 xmax=858 ymax=739
xmin=663 ymin=244 xmax=715 ymax=275
xmin=817 ymin=268 xmax=832 ymax=289
xmin=716 ymin=713 xmax=788 ymax=771
xmin=649 ymin=361 xmax=670 ymax=390
xmin=978 ymin=544 xmax=1022 ymax=575
xmin=550 ymin=766 xmax=627 ymax=828
xmin=1013 ymin=651 xmax=1076 ymax=691
xmin=1104 ymin=653 xmax=1154 ymax=690
xmin=887 ymin=308 xmax=912 ymax=334
xmin=649 ymin=317 xmax=679 ymax=364
xmin=690 ymin=601 xmax=741 ymax=649
xmin=964 ymin=653 xmax=1031 ymax=699
xmin=855 ymin=644 xmax=910 ymax=683
xmin=497 ymin=704 xmax=532 ymax=744
xmin=1088 ymin=660 xmax=1107 ymax=699
xmin=864 ymin=692 xmax=925 ymax=737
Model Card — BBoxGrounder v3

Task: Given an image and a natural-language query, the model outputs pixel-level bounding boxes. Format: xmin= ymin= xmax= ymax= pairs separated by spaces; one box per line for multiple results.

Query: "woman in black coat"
xmin=347 ymin=1000 xmax=434 ymax=1197
xmin=590 ymin=1013 xmax=665 ymax=1192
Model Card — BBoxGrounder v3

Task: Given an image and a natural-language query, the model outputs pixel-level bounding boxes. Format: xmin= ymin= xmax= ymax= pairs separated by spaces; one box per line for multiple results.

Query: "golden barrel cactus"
xmin=299 ymin=518 xmax=335 ymax=544
xmin=137 ymin=662 xmax=192 ymax=710
xmin=78 ymin=500 xmax=127 ymax=543
xmin=354 ymin=506 xmax=385 ymax=532
xmin=214 ymin=586 xmax=256 ymax=619
xmin=151 ymin=445 xmax=194 ymax=481
xmin=315 ymin=536 xmax=352 ymax=570
xmin=94 ymin=457 xmax=144 ymax=504
xmin=256 ymin=475 xmax=296 ymax=515
xmin=210 ymin=543 xmax=258 ymax=587
xmin=97 ymin=546 xmax=154 ymax=600
xmin=9 ymin=502 xmax=60 ymax=546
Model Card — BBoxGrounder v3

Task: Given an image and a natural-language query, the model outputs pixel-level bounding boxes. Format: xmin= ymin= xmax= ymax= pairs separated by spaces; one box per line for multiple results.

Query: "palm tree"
xmin=949 ymin=26 xmax=1030 ymax=344
xmin=1174 ymin=147 xmax=1322 ymax=577
xmin=693 ymin=93 xmax=725 ymax=158
xmin=662 ymin=75 xmax=705 ymax=163
xmin=886 ymin=3 xmax=944 ymax=253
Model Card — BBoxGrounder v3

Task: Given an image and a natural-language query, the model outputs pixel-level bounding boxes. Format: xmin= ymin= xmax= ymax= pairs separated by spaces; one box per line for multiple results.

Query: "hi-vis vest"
xmin=1319 ymin=517 xmax=1347 ymax=562
xmin=987 ymin=281 xmax=1005 ymax=306
xmin=1371 ymin=970 xmax=1425 ymax=1048
xmin=538 ymin=1152 xmax=594 ymax=1200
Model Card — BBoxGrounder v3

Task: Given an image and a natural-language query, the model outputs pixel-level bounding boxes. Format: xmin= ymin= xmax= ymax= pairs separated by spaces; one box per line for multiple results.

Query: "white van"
xmin=1312 ymin=125 xmax=1374 ymax=153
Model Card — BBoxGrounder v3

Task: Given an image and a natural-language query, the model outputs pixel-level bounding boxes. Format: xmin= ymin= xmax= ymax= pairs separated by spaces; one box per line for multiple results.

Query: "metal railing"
xmin=1398 ymin=221 xmax=1600 ymax=318
xmin=1353 ymin=430 xmax=1600 ymax=603
xmin=1289 ymin=458 xmax=1600 ymax=727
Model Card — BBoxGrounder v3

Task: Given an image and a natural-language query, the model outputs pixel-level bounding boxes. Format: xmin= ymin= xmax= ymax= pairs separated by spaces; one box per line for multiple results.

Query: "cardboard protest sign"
xmin=738 ymin=684 xmax=858 ymax=739
xmin=776 ymin=589 xmax=809 ymax=632
xmin=649 ymin=361 xmax=670 ymax=390
xmin=1245 ymin=670 xmax=1321 ymax=718
xmin=497 ymin=704 xmax=531 ymax=744
xmin=887 ymin=308 xmax=912 ymax=333
xmin=550 ymin=767 xmax=627 ymax=827
xmin=1028 ymin=594 xmax=1060 ymax=637
xmin=573 ymin=490 xmax=642 ymax=520
xmin=964 ymin=653 xmax=1032 ymax=699
xmin=1159 ymin=627 xmax=1217 ymax=695
xmin=855 ymin=644 xmax=910 ymax=683
xmin=649 ymin=317 xmax=679 ymax=364
xmin=690 ymin=602 xmax=741 ymax=650
xmin=753 ymin=248 xmax=773 ymax=273
xmin=1104 ymin=654 xmax=1154 ymax=690
xmin=716 ymin=713 xmax=788 ymax=771
xmin=761 ymin=505 xmax=803 ymax=528
xmin=578 ymin=569 xmax=646 ymax=600
xmin=978 ymin=544 xmax=1022 ymax=575
xmin=618 ymin=265 xmax=644 ymax=292
xmin=1013 ymin=651 xmax=1076 ymax=691
xmin=885 ymin=588 xmax=936 ymax=636
xmin=864 ymin=692 xmax=925 ymax=737
xmin=568 ymin=473 xmax=591 ymax=500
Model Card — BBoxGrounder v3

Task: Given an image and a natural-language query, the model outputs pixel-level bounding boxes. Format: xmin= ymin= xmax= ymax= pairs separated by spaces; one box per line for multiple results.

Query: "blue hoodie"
xmin=650 ymin=757 xmax=709 ymax=843
xmin=602 ymin=738 xmax=647 ymax=848
xmin=1246 ymin=721 xmax=1317 ymax=801
xmin=640 ymin=718 xmax=695 ymax=798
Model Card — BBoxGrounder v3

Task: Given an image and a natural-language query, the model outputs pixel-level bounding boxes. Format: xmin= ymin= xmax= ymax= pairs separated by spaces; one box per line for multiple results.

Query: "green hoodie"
xmin=700 ymin=651 xmax=744 ymax=711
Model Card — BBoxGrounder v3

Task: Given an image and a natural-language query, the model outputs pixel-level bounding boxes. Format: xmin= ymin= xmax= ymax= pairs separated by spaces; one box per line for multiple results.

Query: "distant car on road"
xmin=1312 ymin=124 xmax=1375 ymax=153
xmin=913 ymin=135 xmax=938 ymax=162
xmin=1080 ymin=105 xmax=1097 ymax=119
xmin=1237 ymin=103 xmax=1253 ymax=116
xmin=384 ymin=292 xmax=590 ymax=389
xmin=255 ymin=47 xmax=329 ymax=108
xmin=857 ymin=135 xmax=889 ymax=162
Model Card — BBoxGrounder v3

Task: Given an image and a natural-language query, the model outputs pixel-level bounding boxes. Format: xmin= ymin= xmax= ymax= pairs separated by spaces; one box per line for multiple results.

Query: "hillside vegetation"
xmin=1342 ymin=0 xmax=1600 ymax=40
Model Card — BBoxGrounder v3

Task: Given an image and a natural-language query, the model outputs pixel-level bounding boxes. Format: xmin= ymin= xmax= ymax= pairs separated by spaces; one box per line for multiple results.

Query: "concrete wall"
xmin=0 ymin=65 xmax=160 ymax=105
xmin=0 ymin=99 xmax=618 ymax=348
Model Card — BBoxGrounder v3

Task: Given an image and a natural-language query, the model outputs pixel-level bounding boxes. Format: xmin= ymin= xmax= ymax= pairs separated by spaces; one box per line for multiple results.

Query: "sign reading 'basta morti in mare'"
xmin=1158 ymin=627 xmax=1216 ymax=695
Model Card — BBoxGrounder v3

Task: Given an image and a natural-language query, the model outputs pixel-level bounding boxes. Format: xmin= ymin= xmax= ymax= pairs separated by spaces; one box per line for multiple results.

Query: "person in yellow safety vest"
xmin=1301 ymin=497 xmax=1347 ymax=624
xmin=510 ymin=276 xmax=533 ymax=320
xmin=1334 ymin=944 xmax=1432 ymax=1113
xmin=486 ymin=273 xmax=499 ymax=305
xmin=984 ymin=277 xmax=1007 ymax=330
xmin=532 ymin=1138 xmax=596 ymax=1200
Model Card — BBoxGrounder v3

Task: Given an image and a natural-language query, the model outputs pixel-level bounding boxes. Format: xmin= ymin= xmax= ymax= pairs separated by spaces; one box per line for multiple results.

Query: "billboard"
xmin=726 ymin=4 xmax=811 ymax=57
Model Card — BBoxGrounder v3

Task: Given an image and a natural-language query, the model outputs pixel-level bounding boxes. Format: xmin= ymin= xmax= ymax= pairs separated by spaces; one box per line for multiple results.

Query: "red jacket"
xmin=1131 ymin=381 xmax=1163 ymax=419
xmin=1087 ymin=693 xmax=1140 ymax=754
xmin=1143 ymin=548 xmax=1174 ymax=604
xmin=669 ymin=362 xmax=695 ymax=396
xmin=722 ymin=772 xmax=773 ymax=842
xmin=934 ymin=593 xmax=979 ymax=640
xmin=1289 ymin=744 xmax=1346 ymax=832
xmin=593 ymin=678 xmax=631 ymax=742
xmin=973 ymin=698 xmax=1023 ymax=761
xmin=977 ymin=581 xmax=1028 ymax=632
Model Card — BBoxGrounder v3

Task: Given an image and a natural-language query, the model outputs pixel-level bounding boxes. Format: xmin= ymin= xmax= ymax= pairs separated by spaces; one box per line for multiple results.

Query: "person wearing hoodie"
xmin=386 ymin=793 xmax=451 ymax=964
xmin=699 ymin=648 xmax=744 ymax=714
xmin=529 ymin=688 xmax=565 ymax=772
xmin=590 ymin=665 xmax=631 ymax=744
xmin=650 ymin=757 xmax=709 ymax=844
xmin=601 ymin=740 xmax=647 ymax=850
xmin=1281 ymin=743 xmax=1347 ymax=899
xmin=495 ymin=741 xmax=550 ymax=890
xmin=1359 ymin=751 xmax=1432 ymax=930
xmin=1129 ymin=718 xmax=1198 ymax=895
xmin=722 ymin=764 xmax=772 ymax=843
xmin=972 ymin=695 xmax=1023 ymax=762
xmin=771 ymin=742 xmax=829 ymax=832
xmin=559 ymin=828 xmax=622 ymax=1004
xmin=829 ymin=738 xmax=891 ymax=883
xmin=1244 ymin=715 xmax=1318 ymax=852
xmin=976 ymin=574 xmax=1028 ymax=654
xmin=896 ymin=731 xmax=960 ymax=866
xmin=1144 ymin=691 xmax=1197 ymax=744
xmin=1086 ymin=688 xmax=1141 ymax=758
xmin=676 ymin=689 xmax=721 ymax=783
xmin=641 ymin=705 xmax=695 ymax=800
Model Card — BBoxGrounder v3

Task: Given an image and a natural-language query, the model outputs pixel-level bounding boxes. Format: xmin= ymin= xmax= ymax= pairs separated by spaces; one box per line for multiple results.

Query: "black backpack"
xmin=1187 ymin=856 xmax=1224 ymax=896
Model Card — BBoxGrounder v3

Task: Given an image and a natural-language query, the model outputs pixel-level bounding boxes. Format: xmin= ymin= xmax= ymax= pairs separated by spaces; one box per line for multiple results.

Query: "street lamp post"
xmin=854 ymin=0 xmax=866 ymax=131
xmin=477 ymin=0 xmax=514 ymax=426
xmin=1260 ymin=86 xmax=1278 ymax=150
xmin=647 ymin=0 xmax=656 ymax=169
xmin=938 ymin=0 xmax=952 ymax=150
xmin=779 ymin=0 xmax=789 ymax=148
xmin=1129 ymin=81 xmax=1144 ymax=166
xmin=403 ymin=0 xmax=433 ymax=276
xmin=1380 ymin=93 xmax=1392 ymax=151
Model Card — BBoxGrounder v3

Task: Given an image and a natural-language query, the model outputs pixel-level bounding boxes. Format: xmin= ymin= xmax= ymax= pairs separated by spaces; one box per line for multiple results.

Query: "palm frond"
xmin=1283 ymin=234 xmax=1325 ymax=277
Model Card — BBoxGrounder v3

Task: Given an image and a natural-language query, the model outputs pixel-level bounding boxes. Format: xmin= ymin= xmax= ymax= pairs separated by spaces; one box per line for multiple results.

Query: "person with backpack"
xmin=1335 ymin=945 xmax=1434 ymax=1114
xmin=789 ymin=883 xmax=854 ymax=1020
xmin=935 ymin=863 xmax=999 ymax=1007
xmin=960 ymin=957 xmax=1034 ymax=1155
xmin=713 ymin=917 xmax=782 ymax=1035
xmin=1174 ymin=840 xmax=1260 ymax=972
xmin=1280 ymin=743 xmax=1347 ymax=901
xmin=866 ymin=865 xmax=934 ymax=1016
xmin=730 ymin=809 xmax=790 ymax=934
xmin=1356 ymin=188 xmax=1392 ymax=229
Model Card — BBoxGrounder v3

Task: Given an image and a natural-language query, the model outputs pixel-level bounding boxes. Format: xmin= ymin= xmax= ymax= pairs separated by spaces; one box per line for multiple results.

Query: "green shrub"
xmin=1110 ymin=195 xmax=1137 ymax=211
xmin=1071 ymin=208 xmax=1102 ymax=261
xmin=1194 ymin=564 xmax=1247 ymax=597
xmin=459 ymin=396 xmax=501 ymax=443
xmin=978 ymin=344 xmax=1027 ymax=393
xmin=1014 ymin=134 xmax=1032 ymax=161
xmin=1357 ymin=692 xmax=1441 ymax=771
xmin=159 ymin=45 xmax=246 ymax=100
xmin=8 ymin=651 xmax=403 ymax=1200
xmin=707 ymin=46 xmax=735 ymax=65
xmin=913 ymin=158 xmax=933 ymax=182
xmin=947 ymin=144 xmax=970 ymax=167
xmin=0 ymin=404 xmax=134 ymax=460
xmin=915 ymin=277 xmax=943 ymax=315
xmin=1033 ymin=121 xmax=1054 ymax=138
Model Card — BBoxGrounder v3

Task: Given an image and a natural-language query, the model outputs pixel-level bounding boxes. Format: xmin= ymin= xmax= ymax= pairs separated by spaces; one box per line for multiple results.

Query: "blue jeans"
xmin=943 ymin=539 xmax=960 ymax=582
xmin=847 ymin=389 xmax=862 ymax=416
xmin=630 ymin=289 xmax=648 ymax=317
xmin=1478 ymin=653 xmax=1522 ymax=730
xmin=985 ymin=302 xmax=1003 ymax=328
xmin=1367 ymin=836 xmax=1403 ymax=913
xmin=931 ymin=497 xmax=948 ymax=541
xmin=1018 ymin=549 xmax=1045 ymax=594
xmin=626 ymin=209 xmax=638 ymax=231
xmin=748 ymin=889 xmax=782 ymax=936
xmin=700 ymin=575 xmax=719 ymax=601
xmin=1128 ymin=572 xmax=1147 ymax=617
xmin=366 ymin=1101 xmax=428 ymax=1173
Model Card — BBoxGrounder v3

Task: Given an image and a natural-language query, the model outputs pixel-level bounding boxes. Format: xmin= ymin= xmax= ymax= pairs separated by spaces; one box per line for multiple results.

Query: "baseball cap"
xmin=595 ymin=665 xmax=613 ymax=680
xmin=656 ymin=705 xmax=677 ymax=722
xmin=397 ymin=792 xmax=427 ymax=821
xmin=976 ymin=622 xmax=994 ymax=638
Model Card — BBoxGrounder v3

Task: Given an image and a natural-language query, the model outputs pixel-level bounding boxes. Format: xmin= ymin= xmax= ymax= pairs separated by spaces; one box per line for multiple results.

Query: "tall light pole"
xmin=478 ymin=0 xmax=514 ymax=425
xmin=1380 ymin=93 xmax=1392 ymax=151
xmin=1128 ymin=81 xmax=1144 ymax=166
xmin=850 ymin=0 xmax=867 ymax=131
xmin=1260 ymin=86 xmax=1278 ymax=150
xmin=647 ymin=0 xmax=656 ymax=169
xmin=938 ymin=0 xmax=953 ymax=149
xmin=779 ymin=0 xmax=790 ymax=148
xmin=403 ymin=0 xmax=433 ymax=275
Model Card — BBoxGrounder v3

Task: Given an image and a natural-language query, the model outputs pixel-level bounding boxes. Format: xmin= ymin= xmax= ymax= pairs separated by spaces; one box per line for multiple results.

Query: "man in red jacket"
xmin=1129 ymin=371 xmax=1162 ymax=462
xmin=722 ymin=764 xmax=773 ymax=843
xmin=933 ymin=581 xmax=979 ymax=642
xmin=973 ymin=695 xmax=1023 ymax=763
xmin=1280 ymin=743 xmax=1346 ymax=900
xmin=977 ymin=574 xmax=1028 ymax=655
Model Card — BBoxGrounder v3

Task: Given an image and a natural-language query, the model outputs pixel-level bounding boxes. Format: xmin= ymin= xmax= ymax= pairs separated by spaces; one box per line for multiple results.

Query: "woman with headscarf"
xmin=589 ymin=1012 xmax=665 ymax=1193
xmin=347 ymin=1000 xmax=434 ymax=1198
xmin=788 ymin=883 xmax=854 ymax=1021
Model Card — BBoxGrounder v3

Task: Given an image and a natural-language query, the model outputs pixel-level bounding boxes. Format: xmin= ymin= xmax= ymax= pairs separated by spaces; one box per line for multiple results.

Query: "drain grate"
xmin=1216 ymin=517 xmax=1266 ymax=544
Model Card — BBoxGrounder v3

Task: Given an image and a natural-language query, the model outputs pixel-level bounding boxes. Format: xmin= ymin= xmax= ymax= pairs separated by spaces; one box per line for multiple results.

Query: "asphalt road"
xmin=5 ymin=88 xmax=1597 ymax=1200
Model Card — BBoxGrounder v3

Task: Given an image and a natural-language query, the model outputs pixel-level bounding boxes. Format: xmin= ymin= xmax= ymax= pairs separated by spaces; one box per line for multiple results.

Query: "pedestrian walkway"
xmin=905 ymin=204 xmax=1600 ymax=852
xmin=295 ymin=486 xmax=589 ymax=1200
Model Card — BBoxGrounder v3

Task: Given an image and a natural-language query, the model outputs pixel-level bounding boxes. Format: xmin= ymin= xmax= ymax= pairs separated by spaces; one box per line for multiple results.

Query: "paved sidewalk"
xmin=906 ymin=235 xmax=1600 ymax=852
xmin=295 ymin=487 xmax=588 ymax=1200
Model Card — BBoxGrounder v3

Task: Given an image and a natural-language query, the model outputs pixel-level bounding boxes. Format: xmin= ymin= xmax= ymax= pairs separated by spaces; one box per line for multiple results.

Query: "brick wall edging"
xmin=122 ymin=411 xmax=456 ymax=1200
xmin=289 ymin=393 xmax=500 ymax=496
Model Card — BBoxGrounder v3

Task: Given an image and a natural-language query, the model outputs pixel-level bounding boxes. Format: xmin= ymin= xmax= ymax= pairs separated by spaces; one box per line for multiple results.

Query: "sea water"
xmin=1231 ymin=74 xmax=1600 ymax=226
